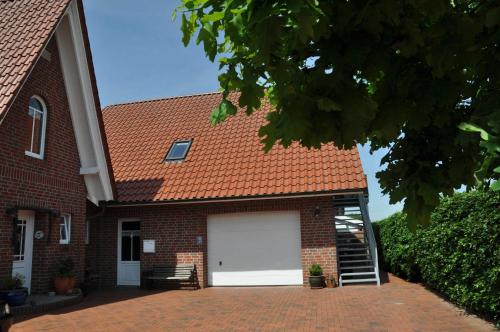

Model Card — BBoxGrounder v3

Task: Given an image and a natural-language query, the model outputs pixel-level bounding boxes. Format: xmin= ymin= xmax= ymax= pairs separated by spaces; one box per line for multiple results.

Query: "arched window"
xmin=25 ymin=96 xmax=48 ymax=159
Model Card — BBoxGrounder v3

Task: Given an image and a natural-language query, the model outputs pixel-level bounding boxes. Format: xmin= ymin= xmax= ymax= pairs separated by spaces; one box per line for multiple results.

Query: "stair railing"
xmin=358 ymin=194 xmax=381 ymax=286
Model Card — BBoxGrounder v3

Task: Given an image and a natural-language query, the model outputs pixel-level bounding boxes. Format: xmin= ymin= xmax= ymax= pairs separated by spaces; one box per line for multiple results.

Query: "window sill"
xmin=25 ymin=151 xmax=44 ymax=160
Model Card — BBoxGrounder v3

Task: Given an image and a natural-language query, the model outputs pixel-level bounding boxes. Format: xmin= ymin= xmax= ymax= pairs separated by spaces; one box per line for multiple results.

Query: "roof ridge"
xmin=102 ymin=91 xmax=223 ymax=110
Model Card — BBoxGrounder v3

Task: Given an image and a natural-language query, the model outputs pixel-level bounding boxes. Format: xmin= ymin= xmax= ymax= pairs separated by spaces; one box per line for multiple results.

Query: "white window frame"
xmin=25 ymin=95 xmax=48 ymax=160
xmin=59 ymin=214 xmax=71 ymax=245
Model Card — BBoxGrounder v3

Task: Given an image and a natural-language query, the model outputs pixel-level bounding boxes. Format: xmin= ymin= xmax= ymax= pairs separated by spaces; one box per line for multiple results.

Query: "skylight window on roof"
xmin=165 ymin=140 xmax=192 ymax=162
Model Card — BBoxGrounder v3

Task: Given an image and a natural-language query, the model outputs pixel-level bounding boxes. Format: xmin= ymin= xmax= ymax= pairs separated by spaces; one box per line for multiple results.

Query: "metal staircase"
xmin=334 ymin=194 xmax=380 ymax=286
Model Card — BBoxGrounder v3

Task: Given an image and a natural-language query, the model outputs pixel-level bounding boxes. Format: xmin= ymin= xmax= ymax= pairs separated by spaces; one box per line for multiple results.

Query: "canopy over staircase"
xmin=334 ymin=194 xmax=380 ymax=286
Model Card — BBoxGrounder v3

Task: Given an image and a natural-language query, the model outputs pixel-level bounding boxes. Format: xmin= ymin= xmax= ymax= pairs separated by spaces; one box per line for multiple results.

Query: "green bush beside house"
xmin=374 ymin=191 xmax=500 ymax=324
xmin=373 ymin=212 xmax=420 ymax=281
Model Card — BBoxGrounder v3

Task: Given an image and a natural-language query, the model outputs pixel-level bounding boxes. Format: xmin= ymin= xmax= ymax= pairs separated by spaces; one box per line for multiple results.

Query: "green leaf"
xmin=317 ymin=97 xmax=342 ymax=112
xmin=196 ymin=23 xmax=217 ymax=61
xmin=485 ymin=7 xmax=500 ymax=28
xmin=180 ymin=12 xmax=200 ymax=47
xmin=490 ymin=180 xmax=500 ymax=191
xmin=458 ymin=123 xmax=490 ymax=141
xmin=210 ymin=99 xmax=237 ymax=125
xmin=202 ymin=11 xmax=225 ymax=23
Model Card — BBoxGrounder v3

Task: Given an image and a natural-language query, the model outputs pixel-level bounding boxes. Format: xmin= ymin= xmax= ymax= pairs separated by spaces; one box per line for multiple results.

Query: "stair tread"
xmin=340 ymin=266 xmax=374 ymax=270
xmin=339 ymin=253 xmax=371 ymax=257
xmin=336 ymin=232 xmax=364 ymax=236
xmin=339 ymin=259 xmax=373 ymax=264
xmin=338 ymin=243 xmax=367 ymax=247
xmin=341 ymin=278 xmax=378 ymax=284
xmin=340 ymin=272 xmax=376 ymax=276
xmin=337 ymin=240 xmax=366 ymax=244
xmin=339 ymin=248 xmax=368 ymax=251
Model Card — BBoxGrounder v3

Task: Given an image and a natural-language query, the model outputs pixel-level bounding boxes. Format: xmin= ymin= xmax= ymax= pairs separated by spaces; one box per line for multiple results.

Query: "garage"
xmin=207 ymin=211 xmax=303 ymax=286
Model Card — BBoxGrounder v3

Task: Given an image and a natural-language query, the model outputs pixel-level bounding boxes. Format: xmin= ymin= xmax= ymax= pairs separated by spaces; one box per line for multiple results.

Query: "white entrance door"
xmin=207 ymin=211 xmax=303 ymax=286
xmin=12 ymin=210 xmax=35 ymax=292
xmin=117 ymin=220 xmax=140 ymax=286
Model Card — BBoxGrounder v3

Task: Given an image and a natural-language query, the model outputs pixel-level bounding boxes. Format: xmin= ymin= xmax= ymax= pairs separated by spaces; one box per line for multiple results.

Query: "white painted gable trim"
xmin=55 ymin=0 xmax=114 ymax=203
xmin=79 ymin=166 xmax=99 ymax=175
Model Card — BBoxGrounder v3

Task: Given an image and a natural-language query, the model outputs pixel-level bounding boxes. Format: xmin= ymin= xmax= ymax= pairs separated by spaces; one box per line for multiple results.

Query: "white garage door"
xmin=207 ymin=211 xmax=303 ymax=286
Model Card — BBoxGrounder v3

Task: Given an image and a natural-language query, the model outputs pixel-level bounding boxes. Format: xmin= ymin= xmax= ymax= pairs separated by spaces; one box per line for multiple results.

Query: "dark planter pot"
xmin=0 ymin=288 xmax=28 ymax=307
xmin=309 ymin=275 xmax=324 ymax=289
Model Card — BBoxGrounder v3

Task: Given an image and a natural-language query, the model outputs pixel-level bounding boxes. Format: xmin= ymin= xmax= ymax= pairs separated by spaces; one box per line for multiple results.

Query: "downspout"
xmin=85 ymin=201 xmax=107 ymax=289
xmin=86 ymin=201 xmax=107 ymax=221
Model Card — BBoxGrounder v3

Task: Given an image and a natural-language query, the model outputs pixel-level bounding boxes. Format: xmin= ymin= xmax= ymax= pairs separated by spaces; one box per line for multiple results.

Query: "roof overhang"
xmin=106 ymin=189 xmax=368 ymax=208
xmin=55 ymin=0 xmax=114 ymax=205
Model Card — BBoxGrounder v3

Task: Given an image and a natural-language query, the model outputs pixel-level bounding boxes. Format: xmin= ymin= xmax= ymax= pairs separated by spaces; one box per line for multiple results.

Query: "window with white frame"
xmin=25 ymin=96 xmax=48 ymax=159
xmin=59 ymin=214 xmax=71 ymax=244
xmin=13 ymin=219 xmax=26 ymax=261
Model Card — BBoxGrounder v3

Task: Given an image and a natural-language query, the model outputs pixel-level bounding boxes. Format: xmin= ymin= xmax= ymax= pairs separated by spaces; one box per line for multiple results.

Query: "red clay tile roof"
xmin=0 ymin=0 xmax=72 ymax=121
xmin=103 ymin=93 xmax=368 ymax=203
xmin=0 ymin=0 xmax=117 ymax=198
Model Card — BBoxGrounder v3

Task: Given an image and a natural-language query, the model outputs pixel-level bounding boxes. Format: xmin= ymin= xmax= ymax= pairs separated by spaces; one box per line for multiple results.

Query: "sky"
xmin=83 ymin=0 xmax=403 ymax=221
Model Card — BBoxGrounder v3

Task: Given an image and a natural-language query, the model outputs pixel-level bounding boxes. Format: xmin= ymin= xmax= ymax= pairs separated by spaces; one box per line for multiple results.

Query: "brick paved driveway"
xmin=13 ymin=275 xmax=494 ymax=332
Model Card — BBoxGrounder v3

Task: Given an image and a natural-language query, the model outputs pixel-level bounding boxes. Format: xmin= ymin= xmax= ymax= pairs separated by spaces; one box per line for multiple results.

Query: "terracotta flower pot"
xmin=54 ymin=276 xmax=76 ymax=295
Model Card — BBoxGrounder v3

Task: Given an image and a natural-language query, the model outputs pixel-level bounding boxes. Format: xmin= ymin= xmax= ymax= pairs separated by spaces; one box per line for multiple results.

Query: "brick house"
xmin=1 ymin=0 xmax=375 ymax=293
xmin=93 ymin=94 xmax=370 ymax=288
xmin=0 ymin=0 xmax=114 ymax=293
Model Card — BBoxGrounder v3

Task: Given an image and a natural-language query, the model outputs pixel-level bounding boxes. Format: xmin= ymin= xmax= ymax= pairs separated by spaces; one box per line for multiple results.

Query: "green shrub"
xmin=376 ymin=191 xmax=500 ymax=323
xmin=416 ymin=191 xmax=500 ymax=323
xmin=375 ymin=212 xmax=420 ymax=281
xmin=309 ymin=264 xmax=323 ymax=276
xmin=0 ymin=273 xmax=24 ymax=290
xmin=56 ymin=258 xmax=75 ymax=278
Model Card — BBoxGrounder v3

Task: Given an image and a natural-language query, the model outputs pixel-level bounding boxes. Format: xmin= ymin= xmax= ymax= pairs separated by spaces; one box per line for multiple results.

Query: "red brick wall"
xmin=0 ymin=37 xmax=87 ymax=293
xmin=90 ymin=196 xmax=337 ymax=288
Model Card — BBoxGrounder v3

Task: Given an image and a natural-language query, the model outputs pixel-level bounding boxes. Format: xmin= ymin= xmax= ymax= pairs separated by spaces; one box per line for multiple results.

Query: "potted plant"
xmin=0 ymin=274 xmax=28 ymax=306
xmin=308 ymin=264 xmax=324 ymax=289
xmin=53 ymin=258 xmax=76 ymax=295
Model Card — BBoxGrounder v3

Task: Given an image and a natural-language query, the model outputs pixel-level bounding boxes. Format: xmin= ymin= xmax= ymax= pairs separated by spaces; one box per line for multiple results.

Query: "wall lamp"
xmin=314 ymin=205 xmax=321 ymax=217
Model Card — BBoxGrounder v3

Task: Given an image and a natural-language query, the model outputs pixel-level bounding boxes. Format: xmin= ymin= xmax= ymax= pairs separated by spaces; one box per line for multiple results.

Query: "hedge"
xmin=375 ymin=191 xmax=500 ymax=323
xmin=374 ymin=212 xmax=420 ymax=281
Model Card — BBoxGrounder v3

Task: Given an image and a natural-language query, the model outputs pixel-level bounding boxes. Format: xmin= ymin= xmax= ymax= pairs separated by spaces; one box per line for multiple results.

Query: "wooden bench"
xmin=142 ymin=264 xmax=198 ymax=290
